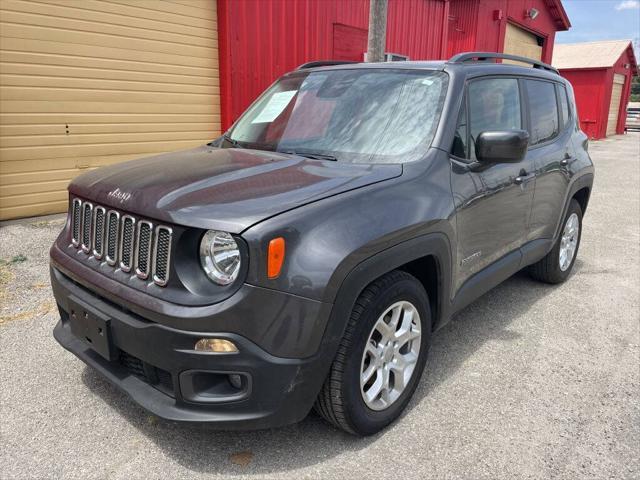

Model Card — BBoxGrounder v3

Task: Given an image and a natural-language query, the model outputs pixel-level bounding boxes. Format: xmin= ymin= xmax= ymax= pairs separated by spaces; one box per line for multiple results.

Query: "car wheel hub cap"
xmin=360 ymin=301 xmax=421 ymax=411
xmin=559 ymin=212 xmax=579 ymax=271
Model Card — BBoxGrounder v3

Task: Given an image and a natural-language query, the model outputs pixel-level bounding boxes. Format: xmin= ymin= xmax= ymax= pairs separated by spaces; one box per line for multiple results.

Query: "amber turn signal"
xmin=267 ymin=237 xmax=285 ymax=279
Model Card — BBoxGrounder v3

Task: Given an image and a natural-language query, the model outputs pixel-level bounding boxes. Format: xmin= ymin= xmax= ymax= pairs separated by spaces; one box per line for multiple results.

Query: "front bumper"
xmin=51 ymin=265 xmax=333 ymax=429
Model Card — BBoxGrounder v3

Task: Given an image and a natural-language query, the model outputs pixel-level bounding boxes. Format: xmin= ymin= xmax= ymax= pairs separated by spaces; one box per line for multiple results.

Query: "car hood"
xmin=69 ymin=146 xmax=402 ymax=233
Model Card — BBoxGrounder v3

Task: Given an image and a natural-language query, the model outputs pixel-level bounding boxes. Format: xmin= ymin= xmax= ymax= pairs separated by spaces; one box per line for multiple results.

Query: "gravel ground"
xmin=1 ymin=133 xmax=639 ymax=480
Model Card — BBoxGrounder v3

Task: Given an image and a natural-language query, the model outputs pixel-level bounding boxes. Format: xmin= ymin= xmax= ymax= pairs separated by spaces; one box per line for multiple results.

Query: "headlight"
xmin=199 ymin=230 xmax=241 ymax=285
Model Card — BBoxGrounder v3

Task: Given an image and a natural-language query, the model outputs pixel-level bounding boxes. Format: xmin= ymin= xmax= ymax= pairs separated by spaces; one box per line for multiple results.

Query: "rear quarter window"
xmin=557 ymin=84 xmax=571 ymax=130
xmin=525 ymin=79 xmax=559 ymax=145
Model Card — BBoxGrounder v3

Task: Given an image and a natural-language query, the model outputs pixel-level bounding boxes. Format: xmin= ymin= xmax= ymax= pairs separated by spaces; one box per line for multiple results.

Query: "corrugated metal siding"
xmin=219 ymin=0 xmax=450 ymax=129
xmin=386 ymin=0 xmax=447 ymax=60
xmin=560 ymin=69 xmax=607 ymax=139
xmin=220 ymin=0 xmax=369 ymax=128
xmin=0 ymin=0 xmax=221 ymax=220
xmin=447 ymin=0 xmax=478 ymax=57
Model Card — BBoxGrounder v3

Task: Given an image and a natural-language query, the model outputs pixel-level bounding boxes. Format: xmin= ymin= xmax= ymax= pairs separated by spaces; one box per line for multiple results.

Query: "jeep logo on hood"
xmin=107 ymin=188 xmax=132 ymax=204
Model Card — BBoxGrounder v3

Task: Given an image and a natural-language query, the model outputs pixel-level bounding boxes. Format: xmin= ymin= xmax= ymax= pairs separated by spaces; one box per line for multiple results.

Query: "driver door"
xmin=450 ymin=76 xmax=536 ymax=292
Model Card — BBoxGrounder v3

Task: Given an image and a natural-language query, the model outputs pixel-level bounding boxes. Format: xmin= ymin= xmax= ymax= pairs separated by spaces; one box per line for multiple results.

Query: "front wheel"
xmin=529 ymin=199 xmax=583 ymax=284
xmin=314 ymin=270 xmax=431 ymax=435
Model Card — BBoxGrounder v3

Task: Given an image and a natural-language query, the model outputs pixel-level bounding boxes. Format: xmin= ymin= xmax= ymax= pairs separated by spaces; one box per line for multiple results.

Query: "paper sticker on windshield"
xmin=251 ymin=91 xmax=297 ymax=123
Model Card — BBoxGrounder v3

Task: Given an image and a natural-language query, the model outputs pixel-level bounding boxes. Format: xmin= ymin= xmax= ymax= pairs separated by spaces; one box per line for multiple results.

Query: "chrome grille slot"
xmin=106 ymin=210 xmax=120 ymax=266
xmin=93 ymin=207 xmax=106 ymax=259
xmin=119 ymin=215 xmax=136 ymax=272
xmin=152 ymin=226 xmax=172 ymax=286
xmin=81 ymin=202 xmax=93 ymax=253
xmin=71 ymin=198 xmax=82 ymax=247
xmin=135 ymin=221 xmax=153 ymax=279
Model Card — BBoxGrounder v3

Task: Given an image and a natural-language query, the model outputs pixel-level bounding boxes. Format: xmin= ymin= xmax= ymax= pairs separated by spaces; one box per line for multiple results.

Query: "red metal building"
xmin=553 ymin=40 xmax=638 ymax=139
xmin=216 ymin=0 xmax=570 ymax=130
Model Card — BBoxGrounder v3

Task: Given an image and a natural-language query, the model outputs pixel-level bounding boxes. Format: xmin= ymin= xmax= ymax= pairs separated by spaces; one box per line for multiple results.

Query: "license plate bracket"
xmin=68 ymin=295 xmax=115 ymax=361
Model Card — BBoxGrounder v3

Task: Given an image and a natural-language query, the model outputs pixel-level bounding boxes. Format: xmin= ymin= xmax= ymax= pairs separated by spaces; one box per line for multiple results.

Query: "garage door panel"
xmin=0 ymin=75 xmax=218 ymax=96
xmin=0 ymin=50 xmax=217 ymax=78
xmin=0 ymin=23 xmax=218 ymax=60
xmin=504 ymin=23 xmax=543 ymax=63
xmin=1 ymin=130 xmax=215 ymax=148
xmin=606 ymin=74 xmax=625 ymax=137
xmin=0 ymin=37 xmax=217 ymax=70
xmin=0 ymin=178 xmax=72 ymax=197
xmin=0 ymin=199 xmax=68 ymax=219
xmin=1 ymin=167 xmax=93 ymax=185
xmin=0 ymin=63 xmax=218 ymax=86
xmin=0 ymin=100 xmax=219 ymax=114
xmin=1 ymin=139 xmax=213 ymax=163
xmin=1 ymin=86 xmax=217 ymax=105
xmin=0 ymin=0 xmax=220 ymax=220
xmin=13 ymin=0 xmax=217 ymax=32
xmin=0 ymin=121 xmax=219 ymax=136
xmin=107 ymin=0 xmax=217 ymax=24
xmin=2 ymin=0 xmax=217 ymax=43
xmin=1 ymin=153 xmax=161 ymax=175
xmin=0 ymin=10 xmax=217 ymax=49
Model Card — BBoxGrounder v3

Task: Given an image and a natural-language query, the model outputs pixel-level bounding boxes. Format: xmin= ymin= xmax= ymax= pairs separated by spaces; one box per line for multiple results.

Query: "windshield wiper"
xmin=280 ymin=150 xmax=338 ymax=161
xmin=217 ymin=133 xmax=245 ymax=149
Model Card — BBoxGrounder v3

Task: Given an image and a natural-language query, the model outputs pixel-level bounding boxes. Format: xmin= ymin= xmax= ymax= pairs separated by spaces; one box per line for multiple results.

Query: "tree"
xmin=631 ymin=75 xmax=640 ymax=102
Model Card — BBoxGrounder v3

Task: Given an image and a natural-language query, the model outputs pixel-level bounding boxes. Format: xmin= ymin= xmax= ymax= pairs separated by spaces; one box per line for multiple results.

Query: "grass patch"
xmin=0 ymin=254 xmax=27 ymax=266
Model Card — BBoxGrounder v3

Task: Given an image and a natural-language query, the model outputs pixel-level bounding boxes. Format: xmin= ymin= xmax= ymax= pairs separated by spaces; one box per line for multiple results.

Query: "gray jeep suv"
xmin=50 ymin=52 xmax=594 ymax=435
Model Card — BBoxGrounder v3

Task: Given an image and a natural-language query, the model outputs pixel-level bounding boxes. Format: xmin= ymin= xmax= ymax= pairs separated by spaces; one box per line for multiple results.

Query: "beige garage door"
xmin=503 ymin=23 xmax=543 ymax=63
xmin=606 ymin=73 xmax=625 ymax=137
xmin=0 ymin=0 xmax=220 ymax=220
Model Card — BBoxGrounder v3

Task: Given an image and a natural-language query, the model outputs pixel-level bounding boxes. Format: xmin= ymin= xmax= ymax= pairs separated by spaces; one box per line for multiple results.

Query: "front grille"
xmin=81 ymin=202 xmax=93 ymax=253
xmin=69 ymin=198 xmax=172 ymax=287
xmin=71 ymin=198 xmax=82 ymax=247
xmin=106 ymin=210 xmax=120 ymax=266
xmin=93 ymin=207 xmax=106 ymax=259
xmin=118 ymin=350 xmax=174 ymax=397
xmin=153 ymin=226 xmax=172 ymax=286
xmin=135 ymin=221 xmax=153 ymax=279
xmin=119 ymin=215 xmax=135 ymax=272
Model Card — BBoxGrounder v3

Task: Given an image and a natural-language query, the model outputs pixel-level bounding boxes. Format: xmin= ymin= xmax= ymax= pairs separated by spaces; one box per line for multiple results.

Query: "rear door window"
xmin=526 ymin=79 xmax=559 ymax=145
xmin=468 ymin=78 xmax=522 ymax=160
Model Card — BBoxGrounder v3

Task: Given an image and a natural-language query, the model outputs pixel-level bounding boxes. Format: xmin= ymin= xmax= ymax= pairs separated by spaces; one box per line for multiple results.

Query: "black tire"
xmin=314 ymin=270 xmax=431 ymax=436
xmin=529 ymin=199 xmax=583 ymax=284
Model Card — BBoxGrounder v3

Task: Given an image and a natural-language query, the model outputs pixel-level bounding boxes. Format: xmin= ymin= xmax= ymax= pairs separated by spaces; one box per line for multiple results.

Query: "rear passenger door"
xmin=524 ymin=80 xmax=571 ymax=241
xmin=450 ymin=76 xmax=536 ymax=291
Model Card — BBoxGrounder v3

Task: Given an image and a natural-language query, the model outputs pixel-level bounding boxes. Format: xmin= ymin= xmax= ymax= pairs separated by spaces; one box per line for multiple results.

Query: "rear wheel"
xmin=314 ymin=270 xmax=431 ymax=435
xmin=529 ymin=199 xmax=583 ymax=283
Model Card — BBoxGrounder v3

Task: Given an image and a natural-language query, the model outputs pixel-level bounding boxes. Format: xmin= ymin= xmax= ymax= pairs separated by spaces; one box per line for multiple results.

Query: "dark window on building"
xmin=468 ymin=78 xmax=522 ymax=159
xmin=526 ymin=79 xmax=559 ymax=144
xmin=557 ymin=84 xmax=570 ymax=130
xmin=451 ymin=98 xmax=468 ymax=159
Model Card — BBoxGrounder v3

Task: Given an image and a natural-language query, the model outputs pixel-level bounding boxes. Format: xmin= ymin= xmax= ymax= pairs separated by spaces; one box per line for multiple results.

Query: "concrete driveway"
xmin=1 ymin=133 xmax=638 ymax=480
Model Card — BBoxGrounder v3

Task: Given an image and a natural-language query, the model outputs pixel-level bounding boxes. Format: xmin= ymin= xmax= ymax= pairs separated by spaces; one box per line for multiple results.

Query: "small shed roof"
xmin=552 ymin=40 xmax=637 ymax=72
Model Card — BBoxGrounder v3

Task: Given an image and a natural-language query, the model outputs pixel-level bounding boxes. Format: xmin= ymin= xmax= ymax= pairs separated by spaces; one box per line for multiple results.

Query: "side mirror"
xmin=475 ymin=130 xmax=529 ymax=163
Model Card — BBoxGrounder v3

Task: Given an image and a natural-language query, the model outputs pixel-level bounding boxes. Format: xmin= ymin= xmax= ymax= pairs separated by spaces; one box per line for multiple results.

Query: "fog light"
xmin=194 ymin=338 xmax=238 ymax=353
xmin=228 ymin=374 xmax=242 ymax=389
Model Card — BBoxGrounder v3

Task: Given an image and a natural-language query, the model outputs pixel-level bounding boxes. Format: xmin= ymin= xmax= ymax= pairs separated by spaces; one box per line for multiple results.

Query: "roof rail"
xmin=448 ymin=52 xmax=559 ymax=74
xmin=297 ymin=60 xmax=358 ymax=70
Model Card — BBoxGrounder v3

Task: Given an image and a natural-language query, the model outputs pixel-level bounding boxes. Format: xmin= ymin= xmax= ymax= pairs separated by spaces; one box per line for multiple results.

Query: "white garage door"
xmin=0 ymin=0 xmax=220 ymax=220
xmin=606 ymin=74 xmax=625 ymax=137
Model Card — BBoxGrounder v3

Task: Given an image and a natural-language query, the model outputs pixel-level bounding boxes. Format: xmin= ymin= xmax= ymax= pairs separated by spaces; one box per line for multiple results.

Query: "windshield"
xmin=228 ymin=69 xmax=448 ymax=164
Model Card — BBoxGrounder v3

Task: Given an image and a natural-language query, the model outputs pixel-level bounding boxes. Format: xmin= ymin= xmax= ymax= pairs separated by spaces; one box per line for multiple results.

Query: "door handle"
xmin=514 ymin=172 xmax=535 ymax=185
xmin=560 ymin=158 xmax=569 ymax=167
